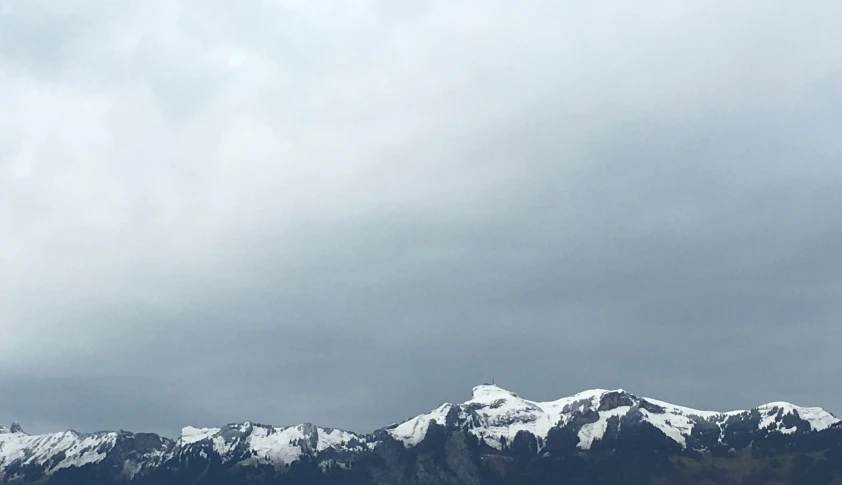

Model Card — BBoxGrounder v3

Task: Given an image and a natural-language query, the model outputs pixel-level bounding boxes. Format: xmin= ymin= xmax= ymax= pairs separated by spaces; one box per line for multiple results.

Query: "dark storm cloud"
xmin=2 ymin=0 xmax=842 ymax=437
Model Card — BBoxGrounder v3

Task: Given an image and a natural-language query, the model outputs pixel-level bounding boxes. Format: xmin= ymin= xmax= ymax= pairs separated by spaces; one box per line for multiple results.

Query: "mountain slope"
xmin=0 ymin=426 xmax=170 ymax=481
xmin=386 ymin=385 xmax=838 ymax=453
xmin=2 ymin=385 xmax=840 ymax=485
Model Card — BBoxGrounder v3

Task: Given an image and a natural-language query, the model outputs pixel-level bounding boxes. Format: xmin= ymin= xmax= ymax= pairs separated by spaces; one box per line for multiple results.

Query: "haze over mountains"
xmin=2 ymin=384 xmax=841 ymax=484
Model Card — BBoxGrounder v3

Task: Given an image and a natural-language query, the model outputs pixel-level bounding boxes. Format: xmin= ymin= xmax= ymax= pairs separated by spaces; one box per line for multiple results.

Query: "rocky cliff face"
xmin=2 ymin=385 xmax=841 ymax=485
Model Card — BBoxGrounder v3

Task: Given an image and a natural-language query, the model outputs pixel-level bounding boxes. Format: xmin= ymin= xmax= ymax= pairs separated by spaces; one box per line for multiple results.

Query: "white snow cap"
xmin=2 ymin=386 xmax=838 ymax=480
xmin=387 ymin=385 xmax=840 ymax=451
xmin=0 ymin=430 xmax=120 ymax=478
xmin=470 ymin=384 xmax=520 ymax=401
xmin=176 ymin=423 xmax=366 ymax=467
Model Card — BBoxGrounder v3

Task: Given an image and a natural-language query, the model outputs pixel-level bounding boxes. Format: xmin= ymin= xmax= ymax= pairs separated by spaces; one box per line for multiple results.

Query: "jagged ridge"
xmin=387 ymin=385 xmax=839 ymax=452
xmin=1 ymin=385 xmax=839 ymax=483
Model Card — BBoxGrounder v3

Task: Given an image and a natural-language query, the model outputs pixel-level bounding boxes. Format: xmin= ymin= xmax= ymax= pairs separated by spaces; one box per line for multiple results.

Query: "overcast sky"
xmin=2 ymin=0 xmax=842 ymax=438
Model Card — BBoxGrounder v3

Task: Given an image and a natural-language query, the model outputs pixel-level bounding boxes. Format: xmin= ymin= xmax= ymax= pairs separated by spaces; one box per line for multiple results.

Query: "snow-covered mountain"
xmin=387 ymin=385 xmax=839 ymax=452
xmin=0 ymin=421 xmax=371 ymax=482
xmin=0 ymin=426 xmax=170 ymax=480
xmin=172 ymin=421 xmax=372 ymax=469
xmin=1 ymin=385 xmax=840 ymax=484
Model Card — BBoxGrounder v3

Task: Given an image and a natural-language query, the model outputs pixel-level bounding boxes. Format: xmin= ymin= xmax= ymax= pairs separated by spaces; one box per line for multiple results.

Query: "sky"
xmin=2 ymin=0 xmax=842 ymax=438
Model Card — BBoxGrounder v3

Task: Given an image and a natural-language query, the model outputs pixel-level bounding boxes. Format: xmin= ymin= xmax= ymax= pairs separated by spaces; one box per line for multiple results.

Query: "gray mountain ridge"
xmin=2 ymin=385 xmax=841 ymax=485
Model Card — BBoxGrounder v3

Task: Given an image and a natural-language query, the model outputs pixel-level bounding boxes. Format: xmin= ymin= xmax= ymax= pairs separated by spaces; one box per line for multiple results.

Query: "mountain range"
xmin=2 ymin=384 xmax=841 ymax=485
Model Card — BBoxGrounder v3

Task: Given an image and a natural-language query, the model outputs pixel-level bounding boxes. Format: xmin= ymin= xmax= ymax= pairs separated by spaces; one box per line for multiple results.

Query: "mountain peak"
xmin=2 ymin=388 xmax=842 ymax=485
xmin=0 ymin=422 xmax=24 ymax=435
xmin=2 ymin=385 xmax=842 ymax=485
xmin=756 ymin=402 xmax=839 ymax=432
xmin=471 ymin=384 xmax=519 ymax=402
xmin=386 ymin=386 xmax=842 ymax=452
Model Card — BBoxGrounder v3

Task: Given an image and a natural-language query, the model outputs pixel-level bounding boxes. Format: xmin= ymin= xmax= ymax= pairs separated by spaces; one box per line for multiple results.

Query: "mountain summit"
xmin=387 ymin=385 xmax=838 ymax=452
xmin=1 ymin=385 xmax=840 ymax=485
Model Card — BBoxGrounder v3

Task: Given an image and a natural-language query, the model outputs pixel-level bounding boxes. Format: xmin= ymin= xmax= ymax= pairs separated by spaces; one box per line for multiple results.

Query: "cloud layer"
xmin=2 ymin=0 xmax=842 ymax=436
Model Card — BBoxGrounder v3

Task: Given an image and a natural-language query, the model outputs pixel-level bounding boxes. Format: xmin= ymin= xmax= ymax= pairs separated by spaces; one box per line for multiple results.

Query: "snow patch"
xmin=389 ymin=404 xmax=453 ymax=447
xmin=0 ymin=430 xmax=117 ymax=478
xmin=316 ymin=427 xmax=359 ymax=451
xmin=640 ymin=409 xmax=694 ymax=448
xmin=180 ymin=426 xmax=220 ymax=445
xmin=755 ymin=402 xmax=838 ymax=432
xmin=247 ymin=426 xmax=304 ymax=465
xmin=578 ymin=406 xmax=630 ymax=450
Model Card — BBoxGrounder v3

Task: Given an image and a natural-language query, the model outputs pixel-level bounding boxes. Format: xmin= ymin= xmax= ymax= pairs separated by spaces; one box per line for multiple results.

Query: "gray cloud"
xmin=2 ymin=0 xmax=842 ymax=437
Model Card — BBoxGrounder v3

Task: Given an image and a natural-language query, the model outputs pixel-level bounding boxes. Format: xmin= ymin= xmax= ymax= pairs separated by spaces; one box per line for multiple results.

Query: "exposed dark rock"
xmin=3 ymin=388 xmax=841 ymax=484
